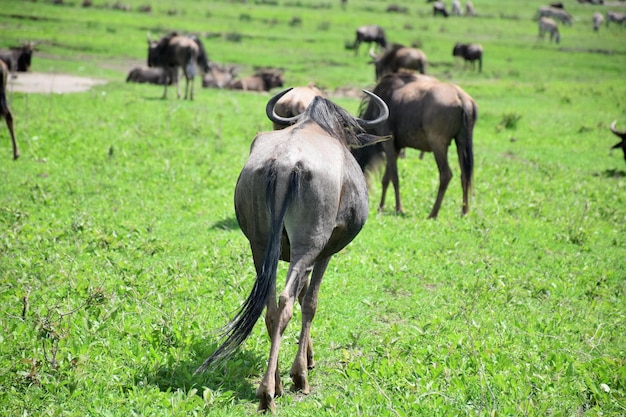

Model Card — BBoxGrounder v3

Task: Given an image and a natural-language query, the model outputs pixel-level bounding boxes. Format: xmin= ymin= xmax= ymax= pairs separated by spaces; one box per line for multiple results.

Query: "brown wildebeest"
xmin=202 ymin=62 xmax=239 ymax=89
xmin=453 ymin=42 xmax=483 ymax=72
xmin=351 ymin=25 xmax=387 ymax=55
xmin=610 ymin=121 xmax=626 ymax=162
xmin=0 ymin=60 xmax=18 ymax=160
xmin=126 ymin=66 xmax=175 ymax=85
xmin=354 ymin=72 xmax=477 ymax=218
xmin=194 ymin=88 xmax=389 ymax=412
xmin=147 ymin=32 xmax=210 ymax=100
xmin=452 ymin=0 xmax=462 ymax=16
xmin=539 ymin=17 xmax=560 ymax=44
xmin=271 ymin=84 xmax=324 ymax=130
xmin=466 ymin=1 xmax=475 ymax=16
xmin=0 ymin=42 xmax=34 ymax=73
xmin=433 ymin=1 xmax=449 ymax=17
xmin=538 ymin=6 xmax=572 ymax=26
xmin=370 ymin=44 xmax=428 ymax=80
xmin=606 ymin=11 xmax=626 ymax=27
xmin=229 ymin=68 xmax=284 ymax=92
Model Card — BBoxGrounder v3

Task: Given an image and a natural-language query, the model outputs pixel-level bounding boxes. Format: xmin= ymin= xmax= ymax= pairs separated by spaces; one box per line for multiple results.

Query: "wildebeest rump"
xmin=0 ymin=60 xmax=18 ymax=160
xmin=354 ymin=72 xmax=477 ymax=218
xmin=229 ymin=68 xmax=284 ymax=92
xmin=0 ymin=42 xmax=34 ymax=73
xmin=194 ymin=88 xmax=389 ymax=412
xmin=610 ymin=120 xmax=626 ymax=162
xmin=370 ymin=44 xmax=428 ymax=80
xmin=271 ymin=84 xmax=324 ymax=130
xmin=351 ymin=25 xmax=387 ymax=55
xmin=147 ymin=32 xmax=210 ymax=100
xmin=126 ymin=66 xmax=175 ymax=85
xmin=453 ymin=42 xmax=483 ymax=72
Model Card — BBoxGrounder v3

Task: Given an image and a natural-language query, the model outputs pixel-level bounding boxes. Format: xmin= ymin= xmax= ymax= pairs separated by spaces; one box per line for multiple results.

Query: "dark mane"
xmin=300 ymin=97 xmax=370 ymax=146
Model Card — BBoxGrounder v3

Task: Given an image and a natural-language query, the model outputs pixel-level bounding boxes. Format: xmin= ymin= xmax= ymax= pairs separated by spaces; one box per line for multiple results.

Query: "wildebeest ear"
xmin=348 ymin=133 xmax=392 ymax=149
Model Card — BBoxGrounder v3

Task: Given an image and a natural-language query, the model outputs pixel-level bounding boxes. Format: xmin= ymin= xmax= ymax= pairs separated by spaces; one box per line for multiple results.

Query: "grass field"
xmin=1 ymin=0 xmax=626 ymax=415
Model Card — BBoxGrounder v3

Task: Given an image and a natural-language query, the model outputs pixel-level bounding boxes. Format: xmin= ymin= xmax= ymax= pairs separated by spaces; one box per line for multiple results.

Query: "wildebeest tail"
xmin=456 ymin=96 xmax=476 ymax=193
xmin=190 ymin=35 xmax=210 ymax=73
xmin=195 ymin=162 xmax=301 ymax=373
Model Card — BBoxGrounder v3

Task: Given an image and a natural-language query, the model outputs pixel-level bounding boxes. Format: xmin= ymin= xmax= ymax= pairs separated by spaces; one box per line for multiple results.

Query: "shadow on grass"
xmin=137 ymin=340 xmax=263 ymax=403
xmin=210 ymin=216 xmax=240 ymax=231
xmin=595 ymin=169 xmax=626 ymax=178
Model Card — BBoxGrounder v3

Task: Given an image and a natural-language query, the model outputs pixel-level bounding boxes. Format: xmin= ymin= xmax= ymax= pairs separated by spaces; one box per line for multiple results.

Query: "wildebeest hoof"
xmin=257 ymin=392 xmax=276 ymax=413
xmin=291 ymin=374 xmax=309 ymax=394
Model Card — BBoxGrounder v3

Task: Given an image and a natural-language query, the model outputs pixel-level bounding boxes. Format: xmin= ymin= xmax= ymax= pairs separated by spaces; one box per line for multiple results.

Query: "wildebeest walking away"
xmin=0 ymin=60 xmax=18 ymax=160
xmin=370 ymin=44 xmax=428 ymax=80
xmin=609 ymin=121 xmax=626 ymax=163
xmin=350 ymin=25 xmax=387 ymax=55
xmin=539 ymin=17 xmax=560 ymax=44
xmin=452 ymin=42 xmax=483 ymax=72
xmin=194 ymin=88 xmax=389 ymax=412
xmin=147 ymin=32 xmax=210 ymax=100
xmin=354 ymin=72 xmax=477 ymax=218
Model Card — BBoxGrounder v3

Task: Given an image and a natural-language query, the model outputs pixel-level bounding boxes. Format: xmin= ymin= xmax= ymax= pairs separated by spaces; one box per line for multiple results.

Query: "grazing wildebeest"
xmin=351 ymin=25 xmax=387 ymax=55
xmin=0 ymin=60 xmax=18 ymax=160
xmin=201 ymin=62 xmax=238 ymax=89
xmin=539 ymin=17 xmax=560 ymax=44
xmin=452 ymin=0 xmax=462 ymax=16
xmin=147 ymin=32 xmax=210 ymax=100
xmin=433 ymin=1 xmax=449 ymax=17
xmin=538 ymin=6 xmax=572 ymax=26
xmin=453 ymin=42 xmax=483 ymax=72
xmin=229 ymin=68 xmax=284 ymax=92
xmin=354 ymin=72 xmax=477 ymax=218
xmin=610 ymin=121 xmax=626 ymax=162
xmin=370 ymin=44 xmax=428 ymax=80
xmin=593 ymin=12 xmax=605 ymax=31
xmin=126 ymin=65 xmax=174 ymax=85
xmin=271 ymin=84 xmax=324 ymax=130
xmin=194 ymin=88 xmax=389 ymax=412
xmin=465 ymin=1 xmax=475 ymax=16
xmin=0 ymin=42 xmax=34 ymax=73
xmin=606 ymin=11 xmax=626 ymax=27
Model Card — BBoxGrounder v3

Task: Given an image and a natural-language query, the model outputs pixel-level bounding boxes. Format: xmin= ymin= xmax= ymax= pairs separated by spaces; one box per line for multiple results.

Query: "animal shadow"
xmin=210 ymin=216 xmax=240 ymax=231
xmin=598 ymin=168 xmax=626 ymax=178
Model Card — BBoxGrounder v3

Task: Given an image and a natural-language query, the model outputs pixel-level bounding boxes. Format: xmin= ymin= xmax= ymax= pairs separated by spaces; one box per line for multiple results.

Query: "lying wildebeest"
xmin=466 ymin=1 xmax=475 ymax=16
xmin=538 ymin=6 xmax=572 ymax=26
xmin=201 ymin=62 xmax=238 ymax=89
xmin=0 ymin=60 xmax=18 ymax=160
xmin=433 ymin=1 xmax=449 ymax=17
xmin=354 ymin=72 xmax=477 ymax=218
xmin=370 ymin=44 xmax=428 ymax=80
xmin=539 ymin=17 xmax=560 ymax=44
xmin=452 ymin=0 xmax=462 ymax=16
xmin=351 ymin=25 xmax=387 ymax=55
xmin=610 ymin=121 xmax=626 ymax=162
xmin=593 ymin=12 xmax=605 ymax=31
xmin=606 ymin=11 xmax=626 ymax=27
xmin=453 ymin=42 xmax=483 ymax=72
xmin=194 ymin=88 xmax=389 ymax=412
xmin=126 ymin=65 xmax=175 ymax=85
xmin=229 ymin=68 xmax=284 ymax=92
xmin=271 ymin=84 xmax=324 ymax=130
xmin=0 ymin=42 xmax=34 ymax=73
xmin=147 ymin=32 xmax=210 ymax=100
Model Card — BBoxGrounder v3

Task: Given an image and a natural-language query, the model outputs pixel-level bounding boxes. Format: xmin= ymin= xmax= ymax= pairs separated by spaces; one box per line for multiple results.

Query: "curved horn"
xmin=265 ymin=88 xmax=299 ymax=126
xmin=356 ymin=90 xmax=389 ymax=129
xmin=369 ymin=47 xmax=378 ymax=60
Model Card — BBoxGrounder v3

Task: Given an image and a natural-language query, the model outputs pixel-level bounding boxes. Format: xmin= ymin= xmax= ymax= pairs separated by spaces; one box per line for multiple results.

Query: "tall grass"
xmin=1 ymin=0 xmax=625 ymax=415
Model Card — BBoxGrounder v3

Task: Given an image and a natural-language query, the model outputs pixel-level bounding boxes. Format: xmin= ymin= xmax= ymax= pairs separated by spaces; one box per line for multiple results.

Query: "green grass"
xmin=1 ymin=0 xmax=626 ymax=415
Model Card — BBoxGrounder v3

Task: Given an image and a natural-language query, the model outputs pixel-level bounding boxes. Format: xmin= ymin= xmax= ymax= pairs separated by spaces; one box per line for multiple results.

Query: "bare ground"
xmin=7 ymin=72 xmax=108 ymax=94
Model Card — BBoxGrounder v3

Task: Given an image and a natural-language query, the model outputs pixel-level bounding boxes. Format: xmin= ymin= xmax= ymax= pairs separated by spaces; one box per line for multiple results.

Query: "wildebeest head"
xmin=610 ymin=120 xmax=626 ymax=162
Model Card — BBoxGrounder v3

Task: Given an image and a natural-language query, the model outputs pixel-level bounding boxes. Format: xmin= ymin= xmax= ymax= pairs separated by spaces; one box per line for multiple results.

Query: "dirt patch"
xmin=7 ymin=72 xmax=108 ymax=94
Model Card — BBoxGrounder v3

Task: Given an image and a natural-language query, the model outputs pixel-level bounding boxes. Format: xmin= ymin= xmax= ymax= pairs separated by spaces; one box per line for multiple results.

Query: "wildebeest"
xmin=593 ymin=12 xmax=605 ymax=31
xmin=370 ymin=44 xmax=428 ymax=80
xmin=126 ymin=65 xmax=175 ymax=85
xmin=466 ymin=1 xmax=475 ymax=16
xmin=0 ymin=60 xmax=18 ymax=160
xmin=194 ymin=88 xmax=389 ymax=412
xmin=433 ymin=1 xmax=449 ymax=17
xmin=201 ymin=62 xmax=238 ymax=89
xmin=351 ymin=25 xmax=387 ymax=55
xmin=606 ymin=11 xmax=626 ymax=27
xmin=538 ymin=6 xmax=572 ymax=26
xmin=271 ymin=84 xmax=324 ymax=130
xmin=549 ymin=1 xmax=564 ymax=8
xmin=610 ymin=121 xmax=626 ymax=162
xmin=354 ymin=72 xmax=477 ymax=218
xmin=453 ymin=42 xmax=483 ymax=72
xmin=229 ymin=68 xmax=284 ymax=92
xmin=0 ymin=42 xmax=34 ymax=73
xmin=452 ymin=0 xmax=462 ymax=16
xmin=147 ymin=32 xmax=210 ymax=100
xmin=539 ymin=17 xmax=560 ymax=44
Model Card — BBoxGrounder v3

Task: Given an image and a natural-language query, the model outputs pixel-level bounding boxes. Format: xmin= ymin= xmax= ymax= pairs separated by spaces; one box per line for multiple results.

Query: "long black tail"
xmin=195 ymin=162 xmax=301 ymax=373
xmin=190 ymin=35 xmax=210 ymax=73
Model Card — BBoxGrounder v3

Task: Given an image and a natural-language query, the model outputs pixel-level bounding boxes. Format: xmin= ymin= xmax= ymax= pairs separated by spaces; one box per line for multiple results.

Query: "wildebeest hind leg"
xmin=4 ymin=111 xmax=18 ymax=160
xmin=430 ymin=148 xmax=453 ymax=219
